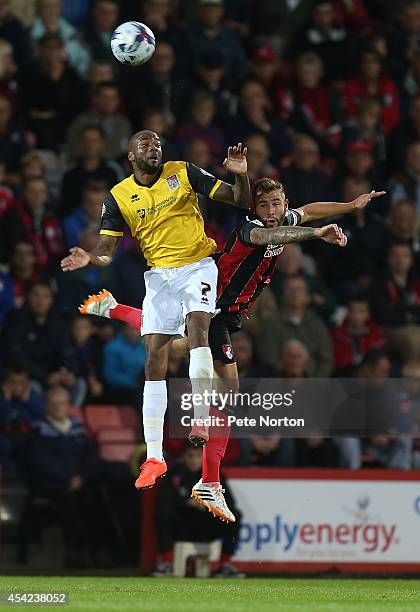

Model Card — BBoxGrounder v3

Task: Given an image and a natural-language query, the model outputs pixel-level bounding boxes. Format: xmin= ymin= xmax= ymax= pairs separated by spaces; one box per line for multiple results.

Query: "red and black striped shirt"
xmin=215 ymin=209 xmax=301 ymax=313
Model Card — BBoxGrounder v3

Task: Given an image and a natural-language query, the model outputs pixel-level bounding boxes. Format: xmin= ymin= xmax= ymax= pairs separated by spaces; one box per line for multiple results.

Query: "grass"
xmin=0 ymin=576 xmax=419 ymax=611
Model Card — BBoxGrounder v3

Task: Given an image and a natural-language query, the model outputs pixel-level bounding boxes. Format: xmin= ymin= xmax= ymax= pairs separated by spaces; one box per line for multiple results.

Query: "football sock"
xmin=189 ymin=346 xmax=213 ymax=423
xmin=202 ymin=407 xmax=230 ymax=484
xmin=110 ymin=304 xmax=142 ymax=331
xmin=142 ymin=380 xmax=167 ymax=461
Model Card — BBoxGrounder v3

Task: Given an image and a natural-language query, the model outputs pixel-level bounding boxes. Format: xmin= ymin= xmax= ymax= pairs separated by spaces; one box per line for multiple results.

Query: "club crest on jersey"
xmin=222 ymin=344 xmax=234 ymax=361
xmin=264 ymin=244 xmax=284 ymax=258
xmin=166 ymin=174 xmax=180 ymax=190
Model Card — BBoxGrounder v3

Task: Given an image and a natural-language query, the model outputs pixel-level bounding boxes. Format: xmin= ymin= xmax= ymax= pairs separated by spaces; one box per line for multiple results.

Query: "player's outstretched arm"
xmin=294 ymin=190 xmax=386 ymax=223
xmin=250 ymin=223 xmax=347 ymax=247
xmin=61 ymin=235 xmax=121 ymax=272
xmin=213 ymin=143 xmax=251 ymax=208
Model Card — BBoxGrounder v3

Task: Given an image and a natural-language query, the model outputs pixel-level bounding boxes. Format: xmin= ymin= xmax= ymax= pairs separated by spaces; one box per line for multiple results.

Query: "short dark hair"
xmin=28 ymin=280 xmax=53 ymax=294
xmin=83 ymin=179 xmax=107 ymax=194
xmin=252 ymin=178 xmax=285 ymax=202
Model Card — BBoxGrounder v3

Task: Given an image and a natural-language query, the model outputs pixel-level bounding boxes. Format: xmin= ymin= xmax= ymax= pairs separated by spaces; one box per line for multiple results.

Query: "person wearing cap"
xmin=186 ymin=0 xmax=247 ymax=86
xmin=345 ymin=140 xmax=375 ymax=184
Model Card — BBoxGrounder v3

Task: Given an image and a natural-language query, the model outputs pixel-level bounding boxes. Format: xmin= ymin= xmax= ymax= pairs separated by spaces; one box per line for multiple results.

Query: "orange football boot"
xmin=135 ymin=458 xmax=167 ymax=489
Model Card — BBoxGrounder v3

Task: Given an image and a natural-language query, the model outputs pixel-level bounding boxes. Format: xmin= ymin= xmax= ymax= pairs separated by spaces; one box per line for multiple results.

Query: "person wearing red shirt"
xmin=331 ymin=294 xmax=384 ymax=373
xmin=344 ymin=49 xmax=400 ymax=134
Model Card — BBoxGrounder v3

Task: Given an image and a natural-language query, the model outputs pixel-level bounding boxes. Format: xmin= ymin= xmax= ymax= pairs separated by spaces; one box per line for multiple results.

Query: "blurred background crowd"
xmin=2 ymin=0 xmax=420 ymax=570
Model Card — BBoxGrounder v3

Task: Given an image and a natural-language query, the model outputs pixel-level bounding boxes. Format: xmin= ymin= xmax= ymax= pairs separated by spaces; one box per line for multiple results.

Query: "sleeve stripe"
xmin=209 ymin=179 xmax=223 ymax=199
xmin=100 ymin=229 xmax=124 ymax=237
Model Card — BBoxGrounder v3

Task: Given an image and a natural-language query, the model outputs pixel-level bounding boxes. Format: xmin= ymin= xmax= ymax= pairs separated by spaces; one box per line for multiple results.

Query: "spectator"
xmin=391 ymin=141 xmax=420 ymax=214
xmin=281 ymin=134 xmax=336 ymax=205
xmin=331 ymin=294 xmax=385 ymax=372
xmin=1 ymin=280 xmax=77 ymax=388
xmin=122 ymin=42 xmax=186 ymax=127
xmin=142 ymin=109 xmax=179 ymax=162
xmin=277 ymin=339 xmax=310 ymax=378
xmin=363 ymin=434 xmax=413 ymax=470
xmin=103 ymin=323 xmax=146 ymax=404
xmin=56 ymin=227 xmax=114 ymax=315
xmin=4 ymin=177 xmax=64 ymax=271
xmin=291 ymin=52 xmax=337 ymax=139
xmin=63 ymin=180 xmax=106 ymax=247
xmin=229 ymin=79 xmax=291 ymax=163
xmin=0 ymin=94 xmax=27 ymax=179
xmin=22 ymin=33 xmax=88 ymax=150
xmin=292 ymin=0 xmax=354 ymax=82
xmin=8 ymin=240 xmax=42 ymax=308
xmin=388 ymin=0 xmax=420 ymax=80
xmin=0 ymin=0 xmax=32 ymax=70
xmin=66 ymin=82 xmax=131 ymax=162
xmin=343 ymin=48 xmax=400 ymax=134
xmin=246 ymin=133 xmax=280 ymax=184
xmin=175 ymin=91 xmax=225 ymax=165
xmin=252 ymin=0 xmax=316 ymax=40
xmin=186 ymin=0 xmax=247 ymax=88
xmin=390 ymin=95 xmax=420 ymax=173
xmin=0 ymin=363 xmax=44 ymax=432
xmin=387 ymin=199 xmax=420 ymax=250
xmin=0 ymin=269 xmax=13 ymax=325
xmin=341 ymin=99 xmax=387 ymax=179
xmin=370 ymin=242 xmax=420 ymax=327
xmin=231 ymin=331 xmax=274 ymax=378
xmin=239 ymin=436 xmax=295 ymax=467
xmin=84 ymin=0 xmax=119 ymax=63
xmin=271 ymin=243 xmax=337 ymax=322
xmin=30 ymin=0 xmax=91 ymax=77
xmin=69 ymin=315 xmax=104 ymax=401
xmin=110 ymin=246 xmax=148 ymax=309
xmin=60 ymin=125 xmax=124 ymax=217
xmin=86 ymin=61 xmax=115 ymax=90
xmin=0 ymin=38 xmax=20 ymax=113
xmin=295 ymin=436 xmax=340 ymax=467
xmin=249 ymin=45 xmax=288 ymax=118
xmin=344 ymin=141 xmax=375 ymax=184
xmin=257 ymin=275 xmax=334 ymax=377
xmin=19 ymin=153 xmax=46 ymax=183
xmin=21 ymin=386 xmax=103 ymax=567
xmin=189 ymin=49 xmax=233 ymax=121
xmin=153 ymin=445 xmax=243 ymax=578
xmin=322 ymin=175 xmax=388 ymax=298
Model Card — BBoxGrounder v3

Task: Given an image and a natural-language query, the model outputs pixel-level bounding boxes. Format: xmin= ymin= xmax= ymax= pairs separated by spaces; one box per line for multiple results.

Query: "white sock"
xmin=142 ymin=380 xmax=167 ymax=461
xmin=189 ymin=346 xmax=213 ymax=424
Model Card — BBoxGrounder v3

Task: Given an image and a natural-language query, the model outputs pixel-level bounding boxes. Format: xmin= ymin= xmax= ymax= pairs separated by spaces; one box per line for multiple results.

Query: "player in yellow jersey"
xmin=61 ymin=130 xmax=250 ymax=489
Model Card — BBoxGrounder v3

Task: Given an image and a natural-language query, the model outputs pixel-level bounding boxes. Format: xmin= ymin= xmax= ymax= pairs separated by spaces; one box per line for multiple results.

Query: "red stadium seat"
xmin=97 ymin=428 xmax=137 ymax=444
xmin=119 ymin=406 xmax=140 ymax=430
xmin=85 ymin=405 xmax=124 ymax=435
xmin=99 ymin=442 xmax=137 ymax=462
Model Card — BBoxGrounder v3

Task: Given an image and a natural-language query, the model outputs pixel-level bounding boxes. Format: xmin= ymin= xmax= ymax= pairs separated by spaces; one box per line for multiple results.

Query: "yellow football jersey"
xmin=100 ymin=161 xmax=222 ymax=268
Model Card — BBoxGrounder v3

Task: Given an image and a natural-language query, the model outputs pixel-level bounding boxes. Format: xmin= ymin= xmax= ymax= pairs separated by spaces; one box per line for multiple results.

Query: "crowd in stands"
xmin=2 ymin=0 xmax=420 ymax=567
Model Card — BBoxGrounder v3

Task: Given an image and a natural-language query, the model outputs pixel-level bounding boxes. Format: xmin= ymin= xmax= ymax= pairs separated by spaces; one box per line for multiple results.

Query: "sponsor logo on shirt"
xmin=264 ymin=244 xmax=284 ymax=258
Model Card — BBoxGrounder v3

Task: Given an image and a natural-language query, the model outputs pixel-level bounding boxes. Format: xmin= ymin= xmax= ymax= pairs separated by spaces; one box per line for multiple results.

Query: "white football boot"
xmin=79 ymin=289 xmax=117 ymax=318
xmin=191 ymin=479 xmax=236 ymax=523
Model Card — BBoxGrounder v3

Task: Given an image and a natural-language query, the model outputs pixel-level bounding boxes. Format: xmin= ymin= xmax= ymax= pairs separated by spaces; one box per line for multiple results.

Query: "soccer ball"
xmin=111 ymin=21 xmax=156 ymax=66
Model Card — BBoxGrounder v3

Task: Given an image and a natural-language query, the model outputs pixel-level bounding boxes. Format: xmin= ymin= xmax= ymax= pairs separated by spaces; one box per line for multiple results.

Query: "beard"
xmin=134 ymin=156 xmax=162 ymax=175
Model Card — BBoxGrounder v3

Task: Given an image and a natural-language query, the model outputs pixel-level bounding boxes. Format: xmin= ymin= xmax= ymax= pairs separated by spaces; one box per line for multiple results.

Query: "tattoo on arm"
xmin=89 ymin=235 xmax=121 ymax=266
xmin=250 ymin=225 xmax=318 ymax=246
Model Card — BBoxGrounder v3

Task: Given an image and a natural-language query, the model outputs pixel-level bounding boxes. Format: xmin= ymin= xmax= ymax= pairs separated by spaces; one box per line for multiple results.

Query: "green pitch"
xmin=0 ymin=576 xmax=419 ymax=612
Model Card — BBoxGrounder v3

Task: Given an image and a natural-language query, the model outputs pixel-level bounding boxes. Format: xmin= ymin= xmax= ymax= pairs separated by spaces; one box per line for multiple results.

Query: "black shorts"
xmin=208 ymin=311 xmax=242 ymax=364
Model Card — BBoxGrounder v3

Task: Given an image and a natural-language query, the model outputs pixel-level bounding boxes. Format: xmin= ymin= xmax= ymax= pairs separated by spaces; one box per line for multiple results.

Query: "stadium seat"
xmin=98 ymin=442 xmax=137 ymax=463
xmin=68 ymin=405 xmax=84 ymax=422
xmin=119 ymin=406 xmax=140 ymax=430
xmin=173 ymin=541 xmax=222 ymax=577
xmin=97 ymin=428 xmax=137 ymax=444
xmin=85 ymin=405 xmax=125 ymax=435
